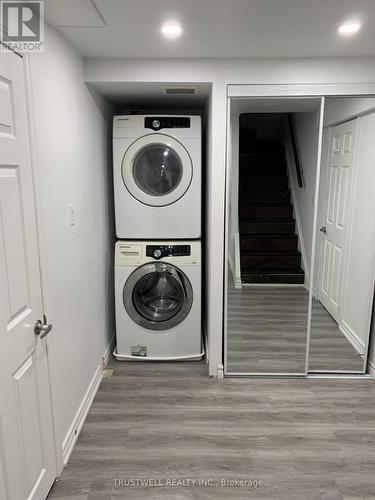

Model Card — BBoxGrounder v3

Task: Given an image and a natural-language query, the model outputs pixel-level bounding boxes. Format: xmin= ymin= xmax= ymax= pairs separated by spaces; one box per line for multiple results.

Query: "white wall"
xmin=29 ymin=26 xmax=113 ymax=468
xmin=84 ymin=56 xmax=375 ymax=376
xmin=288 ymin=110 xmax=320 ymax=281
xmin=324 ymin=97 xmax=375 ymax=127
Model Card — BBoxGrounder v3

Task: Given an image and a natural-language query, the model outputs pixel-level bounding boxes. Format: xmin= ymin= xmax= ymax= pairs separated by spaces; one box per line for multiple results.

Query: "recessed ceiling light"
xmin=338 ymin=21 xmax=362 ymax=35
xmin=161 ymin=22 xmax=183 ymax=39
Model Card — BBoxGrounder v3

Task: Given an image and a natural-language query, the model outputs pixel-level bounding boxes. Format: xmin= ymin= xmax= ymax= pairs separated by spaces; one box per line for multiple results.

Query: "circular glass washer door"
xmin=122 ymin=134 xmax=193 ymax=207
xmin=123 ymin=262 xmax=193 ymax=331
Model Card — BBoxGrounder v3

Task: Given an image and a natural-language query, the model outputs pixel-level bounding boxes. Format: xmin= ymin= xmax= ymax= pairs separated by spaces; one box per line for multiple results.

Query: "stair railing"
xmin=287 ymin=113 xmax=304 ymax=188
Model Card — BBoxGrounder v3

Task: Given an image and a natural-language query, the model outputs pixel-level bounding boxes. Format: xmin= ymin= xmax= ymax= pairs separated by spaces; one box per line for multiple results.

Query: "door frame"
xmin=23 ymin=53 xmax=64 ymax=474
xmin=223 ymin=83 xmax=375 ymax=378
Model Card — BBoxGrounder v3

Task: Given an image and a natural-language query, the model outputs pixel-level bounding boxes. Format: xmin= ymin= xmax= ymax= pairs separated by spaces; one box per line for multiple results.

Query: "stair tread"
xmin=239 ymin=152 xmax=283 ymax=157
xmin=241 ymin=193 xmax=290 ymax=197
xmin=240 ymin=182 xmax=288 ymax=186
xmin=240 ymin=179 xmax=287 ymax=183
xmin=240 ymin=217 xmax=295 ymax=222
xmin=241 ymin=200 xmax=291 ymax=205
xmin=241 ymin=268 xmax=305 ymax=275
xmin=240 ymin=189 xmax=290 ymax=194
xmin=241 ymin=174 xmax=287 ymax=178
xmin=241 ymin=169 xmax=287 ymax=172
xmin=241 ymin=272 xmax=305 ymax=284
xmin=241 ymin=233 xmax=297 ymax=239
xmin=241 ymin=274 xmax=305 ymax=284
xmin=241 ymin=168 xmax=287 ymax=173
xmin=240 ymin=166 xmax=286 ymax=170
xmin=241 ymin=250 xmax=301 ymax=256
xmin=240 ymin=186 xmax=290 ymax=196
xmin=240 ymin=202 xmax=292 ymax=207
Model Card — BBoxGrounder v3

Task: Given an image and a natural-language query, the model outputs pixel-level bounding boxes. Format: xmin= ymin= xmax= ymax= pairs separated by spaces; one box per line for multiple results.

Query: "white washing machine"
xmin=113 ymin=115 xmax=201 ymax=239
xmin=114 ymin=240 xmax=203 ymax=360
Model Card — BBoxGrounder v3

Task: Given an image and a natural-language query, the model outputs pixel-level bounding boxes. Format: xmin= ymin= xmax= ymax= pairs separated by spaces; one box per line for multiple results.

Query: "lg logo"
xmin=1 ymin=1 xmax=44 ymax=51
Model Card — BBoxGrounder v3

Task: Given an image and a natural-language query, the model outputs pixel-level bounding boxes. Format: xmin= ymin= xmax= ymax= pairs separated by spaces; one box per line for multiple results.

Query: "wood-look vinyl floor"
xmin=47 ymin=361 xmax=375 ymax=500
xmin=309 ymin=299 xmax=364 ymax=372
xmin=227 ymin=280 xmax=363 ymax=373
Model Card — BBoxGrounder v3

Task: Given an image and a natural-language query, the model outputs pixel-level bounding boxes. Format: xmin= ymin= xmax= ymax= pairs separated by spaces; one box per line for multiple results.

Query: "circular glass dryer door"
xmin=123 ymin=262 xmax=193 ymax=331
xmin=121 ymin=133 xmax=193 ymax=207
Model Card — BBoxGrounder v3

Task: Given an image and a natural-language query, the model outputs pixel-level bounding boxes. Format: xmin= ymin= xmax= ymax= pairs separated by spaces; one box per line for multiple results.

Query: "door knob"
xmin=320 ymin=226 xmax=327 ymax=234
xmin=34 ymin=314 xmax=52 ymax=339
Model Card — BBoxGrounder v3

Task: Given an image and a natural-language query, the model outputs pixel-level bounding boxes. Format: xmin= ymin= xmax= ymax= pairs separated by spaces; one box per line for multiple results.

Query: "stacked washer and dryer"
xmin=113 ymin=115 xmax=203 ymax=360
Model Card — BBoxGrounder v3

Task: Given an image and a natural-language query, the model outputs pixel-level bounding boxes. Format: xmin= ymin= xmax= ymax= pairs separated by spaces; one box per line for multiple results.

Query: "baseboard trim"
xmin=102 ymin=334 xmax=115 ymax=368
xmin=340 ymin=321 xmax=365 ymax=356
xmin=368 ymin=359 xmax=375 ymax=379
xmin=62 ymin=338 xmax=114 ymax=466
xmin=62 ymin=365 xmax=102 ymax=466
xmin=228 ymin=254 xmax=242 ymax=289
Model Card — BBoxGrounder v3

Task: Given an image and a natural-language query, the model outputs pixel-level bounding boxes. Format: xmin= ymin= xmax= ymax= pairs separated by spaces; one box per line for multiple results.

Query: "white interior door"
xmin=318 ymin=119 xmax=357 ymax=321
xmin=0 ymin=52 xmax=57 ymax=499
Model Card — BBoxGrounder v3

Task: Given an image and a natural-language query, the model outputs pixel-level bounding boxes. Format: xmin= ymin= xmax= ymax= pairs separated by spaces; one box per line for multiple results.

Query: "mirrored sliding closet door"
xmin=225 ymin=97 xmax=324 ymax=375
xmin=225 ymin=94 xmax=375 ymax=376
xmin=308 ymin=97 xmax=375 ymax=374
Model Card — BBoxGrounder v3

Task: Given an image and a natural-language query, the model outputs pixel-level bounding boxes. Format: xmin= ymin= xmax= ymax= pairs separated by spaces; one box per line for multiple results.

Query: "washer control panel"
xmin=146 ymin=245 xmax=191 ymax=260
xmin=115 ymin=241 xmax=200 ymax=266
xmin=145 ymin=117 xmax=191 ymax=131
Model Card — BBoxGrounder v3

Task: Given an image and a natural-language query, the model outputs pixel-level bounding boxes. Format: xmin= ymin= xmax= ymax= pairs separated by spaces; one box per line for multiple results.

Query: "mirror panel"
xmin=225 ymin=95 xmax=375 ymax=376
xmin=226 ymin=97 xmax=323 ymax=374
xmin=308 ymin=97 xmax=375 ymax=373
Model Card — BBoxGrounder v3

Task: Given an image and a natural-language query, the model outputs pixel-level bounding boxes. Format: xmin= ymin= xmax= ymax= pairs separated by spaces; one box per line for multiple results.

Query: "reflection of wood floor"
xmin=309 ymin=300 xmax=364 ymax=372
xmin=227 ymin=277 xmax=364 ymax=374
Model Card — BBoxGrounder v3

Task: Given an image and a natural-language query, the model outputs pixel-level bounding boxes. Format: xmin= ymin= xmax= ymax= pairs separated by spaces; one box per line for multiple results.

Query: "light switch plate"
xmin=68 ymin=203 xmax=76 ymax=226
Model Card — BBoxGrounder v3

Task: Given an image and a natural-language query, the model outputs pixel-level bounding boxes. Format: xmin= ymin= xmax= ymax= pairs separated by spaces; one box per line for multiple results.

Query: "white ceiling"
xmin=44 ymin=0 xmax=375 ymax=58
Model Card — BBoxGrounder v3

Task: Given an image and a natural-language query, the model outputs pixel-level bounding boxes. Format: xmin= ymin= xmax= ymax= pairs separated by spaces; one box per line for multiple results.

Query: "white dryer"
xmin=113 ymin=115 xmax=201 ymax=239
xmin=114 ymin=240 xmax=203 ymax=360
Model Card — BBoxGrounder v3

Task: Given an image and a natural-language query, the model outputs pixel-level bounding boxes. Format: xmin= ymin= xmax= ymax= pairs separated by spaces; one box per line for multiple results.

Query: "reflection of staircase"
xmin=239 ymin=138 xmax=304 ymax=284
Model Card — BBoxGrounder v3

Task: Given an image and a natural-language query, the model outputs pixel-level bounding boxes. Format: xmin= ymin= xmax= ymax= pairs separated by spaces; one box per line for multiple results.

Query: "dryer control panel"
xmin=145 ymin=117 xmax=191 ymax=131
